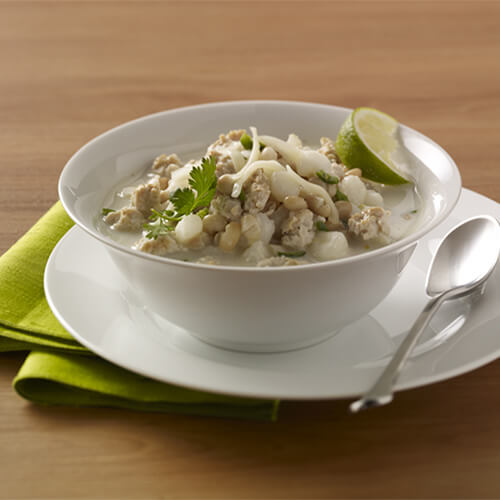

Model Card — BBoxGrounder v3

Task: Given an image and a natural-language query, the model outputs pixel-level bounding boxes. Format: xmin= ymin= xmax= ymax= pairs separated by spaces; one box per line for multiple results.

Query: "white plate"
xmin=45 ymin=189 xmax=500 ymax=400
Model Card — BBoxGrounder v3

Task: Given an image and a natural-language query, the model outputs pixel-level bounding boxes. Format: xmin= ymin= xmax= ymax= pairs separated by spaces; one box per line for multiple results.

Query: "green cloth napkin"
xmin=1 ymin=203 xmax=278 ymax=420
xmin=0 ymin=203 xmax=86 ymax=353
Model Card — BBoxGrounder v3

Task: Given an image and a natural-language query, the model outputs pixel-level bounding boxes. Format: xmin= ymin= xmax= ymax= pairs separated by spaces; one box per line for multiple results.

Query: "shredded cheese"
xmin=229 ymin=160 xmax=285 ymax=198
xmin=259 ymin=135 xmax=332 ymax=177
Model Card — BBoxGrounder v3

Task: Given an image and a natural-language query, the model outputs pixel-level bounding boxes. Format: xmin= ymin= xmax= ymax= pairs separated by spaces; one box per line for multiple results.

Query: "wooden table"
xmin=1 ymin=2 xmax=499 ymax=498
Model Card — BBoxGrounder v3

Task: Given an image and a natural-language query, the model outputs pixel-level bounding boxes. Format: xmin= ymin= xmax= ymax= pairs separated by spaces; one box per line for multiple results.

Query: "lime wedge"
xmin=335 ymin=107 xmax=409 ymax=185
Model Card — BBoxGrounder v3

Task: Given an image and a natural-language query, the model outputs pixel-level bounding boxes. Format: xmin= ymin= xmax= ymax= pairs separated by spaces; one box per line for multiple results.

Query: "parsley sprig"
xmin=143 ymin=209 xmax=177 ymax=239
xmin=170 ymin=156 xmax=217 ymax=215
xmin=143 ymin=156 xmax=217 ymax=240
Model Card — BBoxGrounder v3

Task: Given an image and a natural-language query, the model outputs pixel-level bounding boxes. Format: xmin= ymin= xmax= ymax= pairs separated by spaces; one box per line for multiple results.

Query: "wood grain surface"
xmin=1 ymin=1 xmax=499 ymax=499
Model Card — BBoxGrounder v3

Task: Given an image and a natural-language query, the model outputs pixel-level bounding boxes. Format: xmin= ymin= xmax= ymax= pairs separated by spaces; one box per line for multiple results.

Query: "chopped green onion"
xmin=334 ymin=190 xmax=349 ymax=202
xmin=277 ymin=250 xmax=306 ymax=258
xmin=240 ymin=133 xmax=253 ymax=150
xmin=101 ymin=208 xmax=116 ymax=216
xmin=316 ymin=221 xmax=330 ymax=232
xmin=239 ymin=189 xmax=247 ymax=203
xmin=240 ymin=133 xmax=265 ymax=151
xmin=316 ymin=170 xmax=339 ymax=184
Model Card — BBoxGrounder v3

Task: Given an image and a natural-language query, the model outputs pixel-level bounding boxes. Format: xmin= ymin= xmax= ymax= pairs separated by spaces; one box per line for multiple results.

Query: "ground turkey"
xmin=281 ymin=208 xmax=315 ymax=250
xmin=209 ymin=194 xmax=242 ymax=221
xmin=348 ymin=207 xmax=390 ymax=240
xmin=136 ymin=233 xmax=180 ymax=256
xmin=151 ymin=153 xmax=182 ymax=178
xmin=207 ymin=129 xmax=245 ymax=178
xmin=105 ymin=207 xmax=145 ymax=231
xmin=131 ymin=183 xmax=162 ymax=217
xmin=244 ymin=168 xmax=271 ymax=214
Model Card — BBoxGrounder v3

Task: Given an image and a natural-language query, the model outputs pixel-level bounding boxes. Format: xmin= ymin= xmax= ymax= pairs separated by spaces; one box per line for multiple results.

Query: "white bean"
xmin=217 ymin=175 xmax=234 ymax=195
xmin=306 ymin=195 xmax=331 ymax=218
xmin=283 ymin=195 xmax=307 ymax=211
xmin=203 ymin=214 xmax=227 ymax=235
xmin=219 ymin=222 xmax=241 ymax=252
xmin=335 ymin=200 xmax=352 ymax=221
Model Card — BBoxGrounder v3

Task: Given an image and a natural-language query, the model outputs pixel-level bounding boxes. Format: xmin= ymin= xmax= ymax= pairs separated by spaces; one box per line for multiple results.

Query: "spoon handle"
xmin=350 ymin=293 xmax=446 ymax=413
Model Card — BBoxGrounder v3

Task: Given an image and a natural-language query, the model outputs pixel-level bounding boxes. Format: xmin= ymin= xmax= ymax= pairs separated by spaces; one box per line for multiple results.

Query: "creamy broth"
xmin=98 ymin=129 xmax=421 ymax=267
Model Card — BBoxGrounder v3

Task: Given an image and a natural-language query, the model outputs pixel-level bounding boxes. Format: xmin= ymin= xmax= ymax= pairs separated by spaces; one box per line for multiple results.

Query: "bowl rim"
xmin=58 ymin=99 xmax=462 ymax=272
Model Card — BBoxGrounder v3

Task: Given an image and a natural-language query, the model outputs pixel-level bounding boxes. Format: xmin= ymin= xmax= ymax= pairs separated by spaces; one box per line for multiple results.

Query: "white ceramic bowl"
xmin=59 ymin=101 xmax=461 ymax=352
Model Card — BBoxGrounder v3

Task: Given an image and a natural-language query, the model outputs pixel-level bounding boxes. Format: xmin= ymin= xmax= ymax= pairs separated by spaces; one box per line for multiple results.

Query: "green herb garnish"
xmin=170 ymin=156 xmax=217 ymax=216
xmin=101 ymin=208 xmax=115 ymax=216
xmin=409 ymin=209 xmax=418 ymax=214
xmin=143 ymin=209 xmax=178 ymax=239
xmin=277 ymin=250 xmax=306 ymax=258
xmin=334 ymin=190 xmax=349 ymax=202
xmin=143 ymin=156 xmax=217 ymax=239
xmin=316 ymin=221 xmax=330 ymax=232
xmin=197 ymin=208 xmax=209 ymax=219
xmin=316 ymin=170 xmax=339 ymax=184
xmin=143 ymin=220 xmax=174 ymax=240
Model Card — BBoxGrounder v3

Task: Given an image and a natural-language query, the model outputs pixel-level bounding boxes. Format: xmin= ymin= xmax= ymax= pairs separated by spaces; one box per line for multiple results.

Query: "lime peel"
xmin=335 ymin=107 xmax=410 ymax=185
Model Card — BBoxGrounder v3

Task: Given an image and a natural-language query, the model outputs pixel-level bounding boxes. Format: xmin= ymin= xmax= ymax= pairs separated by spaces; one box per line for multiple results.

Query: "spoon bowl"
xmin=427 ymin=215 xmax=500 ymax=297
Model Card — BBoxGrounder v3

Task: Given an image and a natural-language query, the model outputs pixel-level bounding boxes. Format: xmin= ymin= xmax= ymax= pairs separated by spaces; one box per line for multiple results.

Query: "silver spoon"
xmin=350 ymin=215 xmax=500 ymax=413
